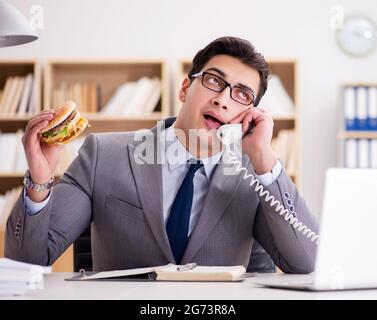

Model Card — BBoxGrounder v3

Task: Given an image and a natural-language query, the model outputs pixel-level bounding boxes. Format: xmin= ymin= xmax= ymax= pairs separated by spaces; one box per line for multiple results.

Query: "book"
xmin=258 ymin=75 xmax=294 ymax=117
xmin=0 ymin=77 xmax=14 ymax=115
xmin=65 ymin=264 xmax=246 ymax=282
xmin=368 ymin=87 xmax=377 ymax=130
xmin=8 ymin=77 xmax=25 ymax=116
xmin=0 ymin=258 xmax=52 ymax=296
xmin=17 ymin=74 xmax=34 ymax=116
xmin=356 ymin=86 xmax=368 ymax=130
xmin=1 ymin=77 xmax=18 ymax=116
xmin=101 ymin=82 xmax=135 ymax=115
xmin=344 ymin=139 xmax=357 ymax=168
xmin=369 ymin=139 xmax=377 ymax=169
xmin=357 ymin=138 xmax=369 ymax=168
xmin=344 ymin=86 xmax=356 ymax=130
xmin=142 ymin=77 xmax=161 ymax=115
xmin=121 ymin=77 xmax=150 ymax=116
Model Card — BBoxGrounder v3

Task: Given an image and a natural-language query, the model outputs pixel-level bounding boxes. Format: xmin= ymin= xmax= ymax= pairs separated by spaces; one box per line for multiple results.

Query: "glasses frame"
xmin=190 ymin=71 xmax=257 ymax=106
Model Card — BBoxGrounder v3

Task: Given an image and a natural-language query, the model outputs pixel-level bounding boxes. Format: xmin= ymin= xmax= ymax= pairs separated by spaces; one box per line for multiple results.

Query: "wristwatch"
xmin=23 ymin=170 xmax=54 ymax=192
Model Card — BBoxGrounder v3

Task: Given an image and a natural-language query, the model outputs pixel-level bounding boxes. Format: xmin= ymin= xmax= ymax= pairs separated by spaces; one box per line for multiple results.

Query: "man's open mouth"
xmin=203 ymin=113 xmax=225 ymax=129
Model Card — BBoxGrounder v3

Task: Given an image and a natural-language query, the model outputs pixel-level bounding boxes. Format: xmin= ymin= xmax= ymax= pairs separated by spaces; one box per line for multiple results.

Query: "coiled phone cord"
xmin=218 ymin=124 xmax=319 ymax=244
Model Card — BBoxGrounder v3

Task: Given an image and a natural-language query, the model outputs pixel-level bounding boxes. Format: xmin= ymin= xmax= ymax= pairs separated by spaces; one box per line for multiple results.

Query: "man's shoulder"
xmin=87 ymin=131 xmax=139 ymax=147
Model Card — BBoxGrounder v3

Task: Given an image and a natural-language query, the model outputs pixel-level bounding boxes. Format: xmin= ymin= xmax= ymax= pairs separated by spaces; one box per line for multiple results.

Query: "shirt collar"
xmin=163 ymin=122 xmax=223 ymax=179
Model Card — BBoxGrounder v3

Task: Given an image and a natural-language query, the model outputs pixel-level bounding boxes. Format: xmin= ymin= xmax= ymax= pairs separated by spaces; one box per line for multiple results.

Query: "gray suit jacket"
xmin=5 ymin=117 xmax=319 ymax=273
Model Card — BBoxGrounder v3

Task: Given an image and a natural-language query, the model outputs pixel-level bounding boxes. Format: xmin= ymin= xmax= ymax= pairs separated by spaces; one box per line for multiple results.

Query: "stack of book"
xmin=342 ymin=85 xmax=377 ymax=168
xmin=0 ymin=258 xmax=51 ymax=296
xmin=271 ymin=129 xmax=296 ymax=174
xmin=258 ymin=75 xmax=295 ymax=117
xmin=343 ymin=86 xmax=377 ymax=131
xmin=0 ymin=130 xmax=28 ymax=174
xmin=0 ymin=131 xmax=85 ymax=175
xmin=0 ymin=74 xmax=37 ymax=116
xmin=100 ymin=76 xmax=161 ymax=116
xmin=344 ymin=139 xmax=377 ymax=168
xmin=51 ymin=82 xmax=98 ymax=113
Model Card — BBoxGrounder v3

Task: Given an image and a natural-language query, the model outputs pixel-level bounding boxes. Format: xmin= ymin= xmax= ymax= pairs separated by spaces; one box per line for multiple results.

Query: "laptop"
xmin=254 ymin=168 xmax=377 ymax=291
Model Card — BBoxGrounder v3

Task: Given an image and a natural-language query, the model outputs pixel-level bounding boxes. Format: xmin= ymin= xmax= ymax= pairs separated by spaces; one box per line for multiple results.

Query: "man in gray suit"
xmin=5 ymin=36 xmax=318 ymax=273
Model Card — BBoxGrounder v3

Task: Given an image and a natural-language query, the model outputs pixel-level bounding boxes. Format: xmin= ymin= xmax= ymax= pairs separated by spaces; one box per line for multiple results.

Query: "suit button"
xmin=289 ymin=206 xmax=294 ymax=212
xmin=287 ymin=199 xmax=292 ymax=205
xmin=284 ymin=192 xmax=290 ymax=199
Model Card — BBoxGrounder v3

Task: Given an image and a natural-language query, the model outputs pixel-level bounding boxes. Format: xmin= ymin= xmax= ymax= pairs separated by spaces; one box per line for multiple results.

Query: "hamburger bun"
xmin=40 ymin=101 xmax=76 ymax=134
xmin=40 ymin=101 xmax=90 ymax=145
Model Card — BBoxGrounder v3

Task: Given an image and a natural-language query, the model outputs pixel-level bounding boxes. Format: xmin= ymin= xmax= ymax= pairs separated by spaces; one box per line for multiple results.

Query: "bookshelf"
xmin=0 ymin=59 xmax=170 ymax=272
xmin=0 ymin=60 xmax=41 ymax=115
xmin=338 ymin=83 xmax=377 ymax=168
xmin=175 ymin=59 xmax=301 ymax=187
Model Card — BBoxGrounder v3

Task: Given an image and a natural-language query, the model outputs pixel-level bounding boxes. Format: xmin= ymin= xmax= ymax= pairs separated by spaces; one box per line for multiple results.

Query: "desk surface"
xmin=3 ymin=273 xmax=377 ymax=300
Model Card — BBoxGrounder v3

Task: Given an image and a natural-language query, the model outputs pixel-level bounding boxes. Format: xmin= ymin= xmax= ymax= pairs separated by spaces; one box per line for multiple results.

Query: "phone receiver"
xmin=217 ymin=122 xmax=319 ymax=243
xmin=217 ymin=122 xmax=256 ymax=146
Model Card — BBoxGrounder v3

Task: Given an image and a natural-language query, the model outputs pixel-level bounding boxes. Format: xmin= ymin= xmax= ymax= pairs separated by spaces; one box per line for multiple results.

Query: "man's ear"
xmin=179 ymin=77 xmax=191 ymax=103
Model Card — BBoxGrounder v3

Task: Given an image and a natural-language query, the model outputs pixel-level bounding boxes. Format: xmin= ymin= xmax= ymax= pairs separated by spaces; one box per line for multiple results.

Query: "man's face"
xmin=175 ymin=54 xmax=261 ymax=154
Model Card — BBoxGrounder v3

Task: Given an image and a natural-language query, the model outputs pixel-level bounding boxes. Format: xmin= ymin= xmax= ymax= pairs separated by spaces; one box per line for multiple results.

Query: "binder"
xmin=344 ymin=87 xmax=356 ymax=131
xmin=370 ymin=140 xmax=377 ymax=169
xmin=368 ymin=87 xmax=377 ymax=130
xmin=356 ymin=87 xmax=368 ymax=131
xmin=344 ymin=139 xmax=357 ymax=168
xmin=358 ymin=139 xmax=369 ymax=168
xmin=65 ymin=263 xmax=246 ymax=282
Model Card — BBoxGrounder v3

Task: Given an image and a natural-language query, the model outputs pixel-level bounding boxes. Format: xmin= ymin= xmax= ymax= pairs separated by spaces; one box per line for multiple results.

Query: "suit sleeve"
xmin=5 ymin=134 xmax=98 ymax=266
xmin=253 ymin=165 xmax=319 ymax=274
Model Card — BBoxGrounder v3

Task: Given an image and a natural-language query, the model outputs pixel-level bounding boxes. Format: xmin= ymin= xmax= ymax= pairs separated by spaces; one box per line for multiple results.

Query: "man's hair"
xmin=188 ymin=36 xmax=269 ymax=106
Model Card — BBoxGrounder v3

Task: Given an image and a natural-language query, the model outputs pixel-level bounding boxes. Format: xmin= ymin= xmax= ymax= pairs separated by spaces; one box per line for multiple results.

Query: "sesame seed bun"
xmin=40 ymin=101 xmax=90 ymax=145
xmin=40 ymin=101 xmax=76 ymax=134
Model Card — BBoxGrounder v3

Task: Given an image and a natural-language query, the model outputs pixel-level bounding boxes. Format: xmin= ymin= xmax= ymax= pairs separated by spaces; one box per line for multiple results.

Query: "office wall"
xmin=1 ymin=0 xmax=377 ymax=216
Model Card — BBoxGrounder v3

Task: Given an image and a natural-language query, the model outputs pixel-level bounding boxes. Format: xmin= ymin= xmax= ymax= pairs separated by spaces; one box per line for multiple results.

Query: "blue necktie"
xmin=166 ymin=161 xmax=203 ymax=264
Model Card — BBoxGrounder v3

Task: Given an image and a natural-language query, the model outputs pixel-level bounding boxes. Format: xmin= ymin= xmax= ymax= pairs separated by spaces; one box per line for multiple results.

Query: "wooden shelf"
xmin=341 ymin=82 xmax=377 ymax=87
xmin=0 ymin=60 xmax=42 ymax=113
xmin=272 ymin=115 xmax=296 ymax=121
xmin=44 ymin=59 xmax=170 ymax=117
xmin=338 ymin=84 xmax=377 ymax=168
xmin=0 ymin=113 xmax=165 ymax=133
xmin=339 ymin=131 xmax=377 ymax=139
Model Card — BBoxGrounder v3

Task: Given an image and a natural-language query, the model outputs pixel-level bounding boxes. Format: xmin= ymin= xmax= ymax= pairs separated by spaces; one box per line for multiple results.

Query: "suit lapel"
xmin=127 ymin=121 xmax=175 ymax=263
xmin=126 ymin=117 xmax=250 ymax=265
xmin=181 ymin=151 xmax=249 ymax=263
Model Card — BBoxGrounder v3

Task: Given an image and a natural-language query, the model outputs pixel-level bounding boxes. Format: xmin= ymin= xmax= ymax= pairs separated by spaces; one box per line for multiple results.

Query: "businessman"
xmin=5 ymin=36 xmax=319 ymax=273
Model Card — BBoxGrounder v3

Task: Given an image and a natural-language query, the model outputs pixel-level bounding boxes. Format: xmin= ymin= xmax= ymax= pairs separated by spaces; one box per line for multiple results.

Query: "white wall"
xmin=1 ymin=0 xmax=377 ymax=216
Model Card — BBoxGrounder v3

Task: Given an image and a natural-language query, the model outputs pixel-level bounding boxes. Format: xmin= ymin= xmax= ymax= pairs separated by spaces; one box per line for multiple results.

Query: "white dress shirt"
xmin=24 ymin=122 xmax=282 ymax=232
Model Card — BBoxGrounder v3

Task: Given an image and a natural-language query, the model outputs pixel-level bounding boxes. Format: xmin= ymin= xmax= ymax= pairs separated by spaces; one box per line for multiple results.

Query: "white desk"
xmin=3 ymin=273 xmax=377 ymax=300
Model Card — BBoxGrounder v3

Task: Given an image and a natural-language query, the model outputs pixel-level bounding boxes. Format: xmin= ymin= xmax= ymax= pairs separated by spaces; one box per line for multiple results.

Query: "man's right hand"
xmin=22 ymin=110 xmax=63 ymax=203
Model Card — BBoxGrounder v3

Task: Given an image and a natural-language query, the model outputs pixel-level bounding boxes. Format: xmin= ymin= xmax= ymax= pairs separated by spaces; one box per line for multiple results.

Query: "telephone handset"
xmin=217 ymin=123 xmax=319 ymax=243
xmin=216 ymin=122 xmax=256 ymax=145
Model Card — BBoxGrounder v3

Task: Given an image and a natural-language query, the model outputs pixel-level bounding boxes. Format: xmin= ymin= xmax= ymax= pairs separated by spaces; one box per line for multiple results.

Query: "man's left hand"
xmin=229 ymin=107 xmax=277 ymax=175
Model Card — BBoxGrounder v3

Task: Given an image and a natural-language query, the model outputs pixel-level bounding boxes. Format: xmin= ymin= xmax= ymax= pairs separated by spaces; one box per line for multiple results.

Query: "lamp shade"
xmin=0 ymin=0 xmax=38 ymax=47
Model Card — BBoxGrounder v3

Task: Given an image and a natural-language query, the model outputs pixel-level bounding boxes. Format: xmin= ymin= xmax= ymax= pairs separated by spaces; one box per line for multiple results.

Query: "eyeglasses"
xmin=190 ymin=71 xmax=256 ymax=106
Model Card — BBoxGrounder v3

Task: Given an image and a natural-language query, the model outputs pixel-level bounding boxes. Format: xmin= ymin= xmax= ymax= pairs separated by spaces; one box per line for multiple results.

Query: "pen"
xmin=176 ymin=263 xmax=197 ymax=272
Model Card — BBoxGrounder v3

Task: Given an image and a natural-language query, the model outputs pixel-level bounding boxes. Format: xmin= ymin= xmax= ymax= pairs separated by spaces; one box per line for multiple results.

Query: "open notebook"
xmin=65 ymin=264 xmax=246 ymax=282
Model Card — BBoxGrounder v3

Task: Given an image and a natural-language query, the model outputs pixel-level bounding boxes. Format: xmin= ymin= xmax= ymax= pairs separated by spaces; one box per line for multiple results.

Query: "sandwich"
xmin=40 ymin=101 xmax=90 ymax=145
